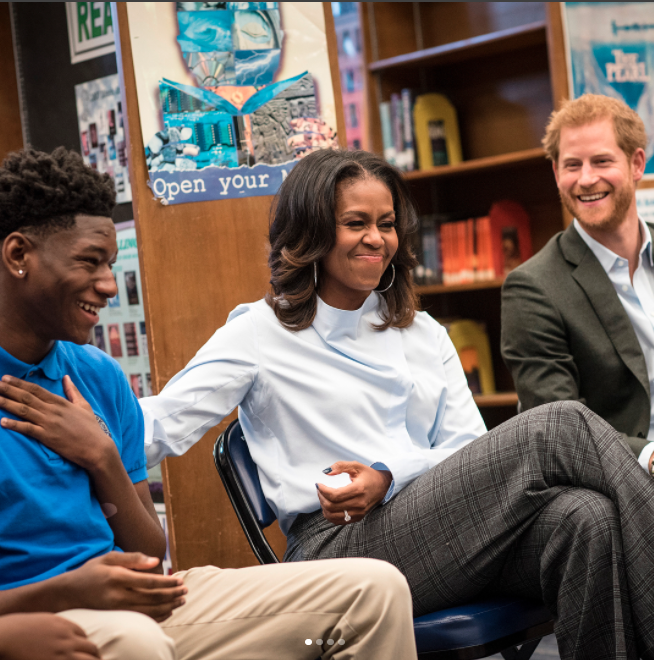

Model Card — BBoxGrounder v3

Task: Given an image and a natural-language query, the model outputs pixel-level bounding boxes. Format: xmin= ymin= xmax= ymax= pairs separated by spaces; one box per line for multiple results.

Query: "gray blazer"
xmin=501 ymin=222 xmax=652 ymax=457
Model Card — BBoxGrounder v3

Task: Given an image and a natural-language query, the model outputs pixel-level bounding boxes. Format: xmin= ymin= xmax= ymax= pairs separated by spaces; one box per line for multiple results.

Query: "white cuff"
xmin=637 ymin=440 xmax=654 ymax=473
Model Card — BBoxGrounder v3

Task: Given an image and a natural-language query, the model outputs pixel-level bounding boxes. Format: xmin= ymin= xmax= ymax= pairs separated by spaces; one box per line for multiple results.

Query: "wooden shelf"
xmin=415 ymin=279 xmax=504 ymax=296
xmin=369 ymin=21 xmax=547 ymax=73
xmin=474 ymin=392 xmax=519 ymax=408
xmin=403 ymin=148 xmax=547 ymax=182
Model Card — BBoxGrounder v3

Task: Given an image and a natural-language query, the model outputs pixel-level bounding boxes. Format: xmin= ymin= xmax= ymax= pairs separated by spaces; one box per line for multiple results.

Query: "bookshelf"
xmin=416 ymin=278 xmax=504 ymax=296
xmin=360 ymin=2 xmax=569 ymax=427
xmin=368 ymin=22 xmax=547 ymax=73
xmin=404 ymin=147 xmax=547 ymax=182
xmin=474 ymin=392 xmax=519 ymax=408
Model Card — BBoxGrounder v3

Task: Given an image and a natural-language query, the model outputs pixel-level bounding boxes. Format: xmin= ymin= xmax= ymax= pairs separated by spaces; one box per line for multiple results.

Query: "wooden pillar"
xmin=114 ymin=2 xmax=344 ymax=571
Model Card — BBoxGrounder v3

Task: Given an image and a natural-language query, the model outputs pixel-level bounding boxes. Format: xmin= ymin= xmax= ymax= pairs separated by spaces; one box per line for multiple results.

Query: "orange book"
xmin=465 ymin=217 xmax=475 ymax=282
xmin=476 ymin=216 xmax=494 ymax=280
xmin=455 ymin=221 xmax=464 ymax=284
xmin=452 ymin=221 xmax=461 ymax=284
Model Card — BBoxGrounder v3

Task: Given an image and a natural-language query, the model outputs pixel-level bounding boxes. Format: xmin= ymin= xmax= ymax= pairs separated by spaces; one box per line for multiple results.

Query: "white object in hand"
xmin=316 ymin=473 xmax=352 ymax=489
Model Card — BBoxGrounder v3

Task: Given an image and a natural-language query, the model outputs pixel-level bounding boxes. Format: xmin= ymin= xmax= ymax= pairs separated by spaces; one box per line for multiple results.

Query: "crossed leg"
xmin=286 ymin=402 xmax=654 ymax=660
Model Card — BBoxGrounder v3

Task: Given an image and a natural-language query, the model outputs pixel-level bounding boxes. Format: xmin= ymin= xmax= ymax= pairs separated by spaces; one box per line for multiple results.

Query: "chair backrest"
xmin=213 ymin=419 xmax=279 ymax=564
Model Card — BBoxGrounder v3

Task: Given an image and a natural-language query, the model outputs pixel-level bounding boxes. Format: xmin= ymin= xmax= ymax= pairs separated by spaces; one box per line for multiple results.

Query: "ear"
xmin=2 ymin=232 xmax=35 ymax=279
xmin=631 ymin=147 xmax=646 ymax=184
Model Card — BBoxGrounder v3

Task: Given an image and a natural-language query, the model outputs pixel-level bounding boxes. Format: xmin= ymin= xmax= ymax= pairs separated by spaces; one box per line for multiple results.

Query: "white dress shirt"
xmin=574 ymin=218 xmax=654 ymax=470
xmin=140 ymin=292 xmax=487 ymax=533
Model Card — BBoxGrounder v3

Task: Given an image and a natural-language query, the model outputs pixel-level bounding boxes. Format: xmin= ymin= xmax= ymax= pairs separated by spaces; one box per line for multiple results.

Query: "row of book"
xmin=380 ymin=89 xmax=416 ymax=171
xmin=413 ymin=200 xmax=533 ymax=286
xmin=380 ymin=90 xmax=462 ymax=172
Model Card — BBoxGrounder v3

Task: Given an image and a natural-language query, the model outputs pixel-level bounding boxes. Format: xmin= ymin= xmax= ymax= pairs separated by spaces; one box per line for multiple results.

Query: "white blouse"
xmin=140 ymin=292 xmax=487 ymax=534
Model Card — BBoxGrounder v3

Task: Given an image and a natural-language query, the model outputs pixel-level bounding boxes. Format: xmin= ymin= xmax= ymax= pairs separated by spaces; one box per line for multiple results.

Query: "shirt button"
xmin=622 ymin=285 xmax=629 ymax=292
xmin=618 ymin=260 xmax=625 ymax=267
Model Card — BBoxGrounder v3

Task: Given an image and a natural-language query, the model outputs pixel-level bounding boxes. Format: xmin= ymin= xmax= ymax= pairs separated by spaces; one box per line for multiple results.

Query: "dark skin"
xmin=0 ymin=613 xmax=100 ymax=660
xmin=0 ymin=216 xmax=187 ymax=646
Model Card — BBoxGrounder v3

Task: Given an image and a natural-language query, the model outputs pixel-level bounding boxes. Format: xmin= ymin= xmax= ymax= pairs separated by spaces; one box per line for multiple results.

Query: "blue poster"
xmin=563 ymin=2 xmax=654 ymax=177
xmin=137 ymin=2 xmax=338 ymax=205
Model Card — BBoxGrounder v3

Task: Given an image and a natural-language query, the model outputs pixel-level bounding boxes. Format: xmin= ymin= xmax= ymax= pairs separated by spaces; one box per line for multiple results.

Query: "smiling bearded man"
xmin=501 ymin=94 xmax=654 ymax=473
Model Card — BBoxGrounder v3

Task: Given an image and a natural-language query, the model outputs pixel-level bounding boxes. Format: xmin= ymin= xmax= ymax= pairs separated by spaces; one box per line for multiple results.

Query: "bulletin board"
xmin=10 ymin=2 xmax=132 ymax=222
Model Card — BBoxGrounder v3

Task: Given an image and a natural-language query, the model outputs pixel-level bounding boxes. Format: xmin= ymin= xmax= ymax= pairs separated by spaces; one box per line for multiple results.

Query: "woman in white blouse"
xmin=142 ymin=150 xmax=654 ymax=660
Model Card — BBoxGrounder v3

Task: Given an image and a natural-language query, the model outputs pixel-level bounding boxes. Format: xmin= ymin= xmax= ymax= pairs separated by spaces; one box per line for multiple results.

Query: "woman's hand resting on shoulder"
xmin=316 ymin=462 xmax=392 ymax=525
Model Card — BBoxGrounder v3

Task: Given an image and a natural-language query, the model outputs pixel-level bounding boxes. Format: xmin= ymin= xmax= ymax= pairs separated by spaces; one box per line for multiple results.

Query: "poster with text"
xmin=66 ymin=2 xmax=115 ymax=64
xmin=563 ymin=2 xmax=654 ymax=178
xmin=125 ymin=2 xmax=338 ymax=205
xmin=91 ymin=222 xmax=150 ymax=398
xmin=75 ymin=74 xmax=133 ymax=203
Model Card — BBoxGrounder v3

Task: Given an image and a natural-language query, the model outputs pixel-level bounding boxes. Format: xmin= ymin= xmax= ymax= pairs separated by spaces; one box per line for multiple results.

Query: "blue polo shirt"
xmin=0 ymin=341 xmax=147 ymax=590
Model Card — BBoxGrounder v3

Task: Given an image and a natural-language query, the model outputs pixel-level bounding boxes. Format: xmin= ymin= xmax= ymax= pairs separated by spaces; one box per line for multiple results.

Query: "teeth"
xmin=77 ymin=301 xmax=100 ymax=315
xmin=578 ymin=192 xmax=608 ymax=202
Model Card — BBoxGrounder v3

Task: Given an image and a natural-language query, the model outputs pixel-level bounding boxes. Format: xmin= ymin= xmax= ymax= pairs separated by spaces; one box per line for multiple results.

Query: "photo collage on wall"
xmin=128 ymin=2 xmax=339 ymax=204
xmin=75 ymin=73 xmax=133 ymax=203
xmin=90 ymin=222 xmax=150 ymax=399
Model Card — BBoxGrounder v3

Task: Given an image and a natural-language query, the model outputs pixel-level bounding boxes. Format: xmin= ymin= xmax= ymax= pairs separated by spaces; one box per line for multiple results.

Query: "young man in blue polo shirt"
xmin=0 ymin=148 xmax=417 ymax=660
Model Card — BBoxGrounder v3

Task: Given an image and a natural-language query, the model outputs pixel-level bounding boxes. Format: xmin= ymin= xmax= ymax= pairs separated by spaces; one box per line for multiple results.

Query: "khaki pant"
xmin=59 ymin=558 xmax=417 ymax=660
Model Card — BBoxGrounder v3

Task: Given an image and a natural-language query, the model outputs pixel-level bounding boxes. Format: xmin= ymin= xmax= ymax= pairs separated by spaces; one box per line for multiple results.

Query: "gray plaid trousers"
xmin=285 ymin=401 xmax=654 ymax=660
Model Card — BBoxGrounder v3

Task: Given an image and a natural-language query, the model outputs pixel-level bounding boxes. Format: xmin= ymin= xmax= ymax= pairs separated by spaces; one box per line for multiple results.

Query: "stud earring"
xmin=18 ymin=270 xmax=24 ymax=275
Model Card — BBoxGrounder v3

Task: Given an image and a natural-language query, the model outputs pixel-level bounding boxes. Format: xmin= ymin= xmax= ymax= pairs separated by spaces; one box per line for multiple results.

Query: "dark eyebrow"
xmin=79 ymin=244 xmax=109 ymax=255
xmin=339 ymin=210 xmax=396 ymax=219
xmin=78 ymin=243 xmax=118 ymax=261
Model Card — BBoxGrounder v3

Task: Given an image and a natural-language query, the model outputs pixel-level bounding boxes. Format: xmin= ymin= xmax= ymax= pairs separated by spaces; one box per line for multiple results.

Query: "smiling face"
xmin=319 ymin=176 xmax=398 ymax=310
xmin=554 ymin=119 xmax=645 ymax=233
xmin=21 ymin=214 xmax=118 ymax=346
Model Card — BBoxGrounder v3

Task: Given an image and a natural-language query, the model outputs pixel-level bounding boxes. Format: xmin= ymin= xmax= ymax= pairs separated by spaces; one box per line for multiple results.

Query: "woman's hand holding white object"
xmin=316 ymin=461 xmax=392 ymax=525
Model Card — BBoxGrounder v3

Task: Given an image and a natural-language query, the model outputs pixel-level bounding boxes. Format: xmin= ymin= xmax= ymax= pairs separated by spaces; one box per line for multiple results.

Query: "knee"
xmin=562 ymin=490 xmax=620 ymax=545
xmin=342 ymin=558 xmax=412 ymax=609
xmin=100 ymin=611 xmax=175 ymax=660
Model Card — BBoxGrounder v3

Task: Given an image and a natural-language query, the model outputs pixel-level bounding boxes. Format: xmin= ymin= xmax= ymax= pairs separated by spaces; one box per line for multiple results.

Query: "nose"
xmin=363 ymin=224 xmax=384 ymax=248
xmin=96 ymin=267 xmax=118 ymax=299
xmin=578 ymin=162 xmax=600 ymax=188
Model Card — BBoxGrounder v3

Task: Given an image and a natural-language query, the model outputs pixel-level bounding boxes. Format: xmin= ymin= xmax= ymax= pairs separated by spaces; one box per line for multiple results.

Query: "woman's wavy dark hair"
xmin=266 ymin=149 xmax=419 ymax=331
xmin=0 ymin=147 xmax=116 ymax=240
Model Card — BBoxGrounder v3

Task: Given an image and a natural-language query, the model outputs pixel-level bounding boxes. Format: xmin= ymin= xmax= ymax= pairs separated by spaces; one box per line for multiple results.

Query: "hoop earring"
xmin=376 ymin=264 xmax=395 ymax=293
xmin=314 ymin=262 xmax=318 ymax=288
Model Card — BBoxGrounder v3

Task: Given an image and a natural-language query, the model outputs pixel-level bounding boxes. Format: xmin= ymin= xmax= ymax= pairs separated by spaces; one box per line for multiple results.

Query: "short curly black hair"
xmin=0 ymin=147 xmax=116 ymax=241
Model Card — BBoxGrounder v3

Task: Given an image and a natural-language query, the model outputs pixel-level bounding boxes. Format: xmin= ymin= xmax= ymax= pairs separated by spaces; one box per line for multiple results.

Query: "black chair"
xmin=214 ymin=419 xmax=555 ymax=659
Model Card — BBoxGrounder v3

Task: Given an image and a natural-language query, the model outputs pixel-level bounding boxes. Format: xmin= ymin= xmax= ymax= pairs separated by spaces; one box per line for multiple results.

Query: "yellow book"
xmin=446 ymin=319 xmax=495 ymax=395
xmin=413 ymin=93 xmax=462 ymax=170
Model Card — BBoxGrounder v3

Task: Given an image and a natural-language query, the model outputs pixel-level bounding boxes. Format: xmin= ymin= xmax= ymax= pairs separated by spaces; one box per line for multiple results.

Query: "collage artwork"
xmin=143 ymin=2 xmax=338 ymax=204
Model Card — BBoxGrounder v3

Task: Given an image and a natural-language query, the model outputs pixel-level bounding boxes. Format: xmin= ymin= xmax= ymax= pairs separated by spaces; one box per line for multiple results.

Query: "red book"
xmin=488 ymin=200 xmax=533 ymax=277
xmin=476 ymin=216 xmax=494 ymax=280
xmin=465 ymin=217 xmax=475 ymax=282
xmin=456 ymin=221 xmax=465 ymax=284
